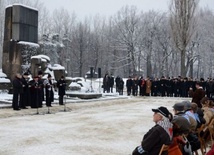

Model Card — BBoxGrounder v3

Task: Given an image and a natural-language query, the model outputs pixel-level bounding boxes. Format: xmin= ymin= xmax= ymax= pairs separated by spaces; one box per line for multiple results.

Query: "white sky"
xmin=40 ymin=0 xmax=214 ymax=20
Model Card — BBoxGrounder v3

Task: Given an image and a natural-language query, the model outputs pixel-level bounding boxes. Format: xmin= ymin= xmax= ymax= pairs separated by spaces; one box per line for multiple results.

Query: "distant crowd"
xmin=12 ymin=71 xmax=66 ymax=111
xmin=103 ymin=74 xmax=214 ymax=99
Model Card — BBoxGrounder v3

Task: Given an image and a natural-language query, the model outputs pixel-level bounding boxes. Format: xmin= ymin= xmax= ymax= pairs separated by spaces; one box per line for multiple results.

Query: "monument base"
xmin=66 ymin=92 xmax=102 ymax=99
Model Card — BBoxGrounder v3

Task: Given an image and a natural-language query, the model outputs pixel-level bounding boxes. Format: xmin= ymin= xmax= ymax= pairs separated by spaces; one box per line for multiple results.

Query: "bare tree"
xmin=169 ymin=0 xmax=199 ymax=77
xmin=111 ymin=6 xmax=140 ymax=76
xmin=71 ymin=19 xmax=90 ymax=77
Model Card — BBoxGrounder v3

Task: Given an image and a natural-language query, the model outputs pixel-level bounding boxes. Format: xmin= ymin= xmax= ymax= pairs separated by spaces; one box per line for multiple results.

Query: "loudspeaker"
xmin=90 ymin=67 xmax=93 ymax=78
xmin=98 ymin=68 xmax=101 ymax=78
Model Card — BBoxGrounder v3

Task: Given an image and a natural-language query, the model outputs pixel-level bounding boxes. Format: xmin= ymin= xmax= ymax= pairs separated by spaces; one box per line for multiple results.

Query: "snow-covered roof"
xmin=12 ymin=3 xmax=38 ymax=11
xmin=0 ymin=69 xmax=7 ymax=78
xmin=37 ymin=55 xmax=50 ymax=62
xmin=31 ymin=55 xmax=50 ymax=62
xmin=17 ymin=41 xmax=39 ymax=47
xmin=51 ymin=64 xmax=65 ymax=70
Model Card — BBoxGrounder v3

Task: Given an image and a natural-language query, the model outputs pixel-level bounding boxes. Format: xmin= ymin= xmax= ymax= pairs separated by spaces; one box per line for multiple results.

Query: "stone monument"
xmin=2 ymin=4 xmax=39 ymax=80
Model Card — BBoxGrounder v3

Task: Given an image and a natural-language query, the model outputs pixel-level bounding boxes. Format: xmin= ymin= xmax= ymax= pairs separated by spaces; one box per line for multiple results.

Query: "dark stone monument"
xmin=2 ymin=4 xmax=39 ymax=80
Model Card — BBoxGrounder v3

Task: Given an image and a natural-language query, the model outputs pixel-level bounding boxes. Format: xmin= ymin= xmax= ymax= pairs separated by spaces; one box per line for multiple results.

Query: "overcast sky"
xmin=40 ymin=0 xmax=214 ymax=20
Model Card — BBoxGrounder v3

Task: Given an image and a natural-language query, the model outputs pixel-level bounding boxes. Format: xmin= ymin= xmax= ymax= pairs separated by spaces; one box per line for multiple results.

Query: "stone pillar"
xmin=2 ymin=4 xmax=39 ymax=80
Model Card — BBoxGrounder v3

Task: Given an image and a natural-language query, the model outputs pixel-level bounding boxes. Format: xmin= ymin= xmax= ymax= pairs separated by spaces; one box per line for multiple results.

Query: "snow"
xmin=0 ymin=96 xmax=195 ymax=155
xmin=12 ymin=3 xmax=38 ymax=11
xmin=0 ymin=70 xmax=206 ymax=155
xmin=18 ymin=41 xmax=40 ymax=47
xmin=51 ymin=64 xmax=65 ymax=70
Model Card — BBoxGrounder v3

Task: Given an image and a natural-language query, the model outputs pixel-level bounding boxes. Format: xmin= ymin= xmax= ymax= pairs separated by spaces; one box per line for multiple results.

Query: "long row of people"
xmin=125 ymin=76 xmax=214 ymax=98
xmin=132 ymin=98 xmax=214 ymax=155
xmin=12 ymin=71 xmax=66 ymax=111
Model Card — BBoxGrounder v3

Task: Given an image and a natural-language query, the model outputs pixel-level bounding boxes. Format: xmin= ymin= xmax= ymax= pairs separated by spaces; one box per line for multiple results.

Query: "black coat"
xmin=57 ymin=79 xmax=66 ymax=96
xmin=132 ymin=124 xmax=171 ymax=155
xmin=28 ymin=80 xmax=41 ymax=108
xmin=13 ymin=77 xmax=23 ymax=94
xmin=44 ymin=79 xmax=54 ymax=106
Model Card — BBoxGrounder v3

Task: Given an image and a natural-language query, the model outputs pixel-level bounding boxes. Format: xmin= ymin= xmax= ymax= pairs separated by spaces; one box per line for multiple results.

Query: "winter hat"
xmin=152 ymin=106 xmax=170 ymax=118
xmin=173 ymin=102 xmax=185 ymax=111
xmin=23 ymin=72 xmax=29 ymax=76
xmin=38 ymin=71 xmax=43 ymax=75
xmin=182 ymin=100 xmax=192 ymax=111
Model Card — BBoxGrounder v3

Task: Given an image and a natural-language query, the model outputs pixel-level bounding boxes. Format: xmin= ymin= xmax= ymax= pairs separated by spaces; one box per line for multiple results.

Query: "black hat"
xmin=23 ymin=72 xmax=29 ymax=76
xmin=61 ymin=75 xmax=64 ymax=78
xmin=152 ymin=106 xmax=170 ymax=118
xmin=33 ymin=75 xmax=39 ymax=78
xmin=47 ymin=74 xmax=52 ymax=78
xmin=38 ymin=71 xmax=43 ymax=75
xmin=173 ymin=102 xmax=185 ymax=111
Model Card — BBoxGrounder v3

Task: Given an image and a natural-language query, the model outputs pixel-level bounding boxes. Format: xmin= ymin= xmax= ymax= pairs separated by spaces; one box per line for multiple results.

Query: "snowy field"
xmin=0 ymin=96 xmax=195 ymax=155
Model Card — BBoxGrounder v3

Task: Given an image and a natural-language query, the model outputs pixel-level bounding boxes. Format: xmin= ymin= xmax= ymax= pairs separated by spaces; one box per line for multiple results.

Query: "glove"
xmin=183 ymin=136 xmax=192 ymax=155
xmin=184 ymin=141 xmax=192 ymax=154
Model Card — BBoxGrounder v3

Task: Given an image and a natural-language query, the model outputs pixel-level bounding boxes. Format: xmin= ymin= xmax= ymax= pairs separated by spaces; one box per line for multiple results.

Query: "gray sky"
xmin=40 ymin=0 xmax=214 ymax=20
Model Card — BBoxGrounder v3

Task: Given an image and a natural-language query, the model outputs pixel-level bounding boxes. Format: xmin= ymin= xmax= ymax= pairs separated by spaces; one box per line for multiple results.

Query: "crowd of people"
xmin=125 ymin=76 xmax=214 ymax=98
xmin=132 ymin=97 xmax=214 ymax=154
xmin=102 ymin=74 xmax=214 ymax=100
xmin=12 ymin=71 xmax=66 ymax=111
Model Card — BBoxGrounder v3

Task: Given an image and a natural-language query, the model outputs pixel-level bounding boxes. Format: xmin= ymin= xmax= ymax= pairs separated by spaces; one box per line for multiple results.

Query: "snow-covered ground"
xmin=0 ymin=96 xmax=196 ymax=155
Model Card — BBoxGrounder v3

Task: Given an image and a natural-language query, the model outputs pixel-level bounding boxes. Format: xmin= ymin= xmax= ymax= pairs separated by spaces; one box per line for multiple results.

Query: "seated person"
xmin=201 ymin=97 xmax=214 ymax=125
xmin=132 ymin=106 xmax=173 ymax=155
xmin=191 ymin=102 xmax=206 ymax=128
xmin=183 ymin=101 xmax=197 ymax=131
xmin=170 ymin=102 xmax=192 ymax=154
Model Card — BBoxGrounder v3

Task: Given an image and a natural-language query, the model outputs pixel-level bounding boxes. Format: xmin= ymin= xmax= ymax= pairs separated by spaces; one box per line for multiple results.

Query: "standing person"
xmin=189 ymin=82 xmax=206 ymax=108
xmin=29 ymin=76 xmax=40 ymax=108
xmin=109 ymin=74 xmax=114 ymax=93
xmin=151 ymin=78 xmax=159 ymax=96
xmin=159 ymin=76 xmax=166 ymax=97
xmin=126 ymin=76 xmax=133 ymax=96
xmin=132 ymin=106 xmax=173 ymax=155
xmin=145 ymin=77 xmax=152 ymax=96
xmin=115 ymin=76 xmax=120 ymax=93
xmin=132 ymin=76 xmax=139 ymax=96
xmin=118 ymin=77 xmax=124 ymax=95
xmin=103 ymin=73 xmax=110 ymax=93
xmin=44 ymin=74 xmax=54 ymax=107
xmin=57 ymin=75 xmax=66 ymax=105
xmin=38 ymin=71 xmax=44 ymax=107
xmin=12 ymin=73 xmax=23 ymax=110
xmin=19 ymin=72 xmax=30 ymax=109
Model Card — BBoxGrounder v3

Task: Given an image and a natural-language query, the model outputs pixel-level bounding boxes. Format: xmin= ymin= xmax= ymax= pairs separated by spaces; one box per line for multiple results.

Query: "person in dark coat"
xmin=44 ymin=74 xmax=54 ymax=107
xmin=19 ymin=72 xmax=30 ymax=109
xmin=115 ymin=76 xmax=120 ymax=93
xmin=159 ymin=76 xmax=166 ymax=97
xmin=189 ymin=82 xmax=206 ymax=108
xmin=118 ymin=77 xmax=124 ymax=95
xmin=12 ymin=73 xmax=23 ymax=110
xmin=57 ymin=75 xmax=66 ymax=105
xmin=126 ymin=76 xmax=133 ymax=96
xmin=38 ymin=71 xmax=44 ymax=107
xmin=151 ymin=78 xmax=159 ymax=96
xmin=132 ymin=107 xmax=173 ymax=155
xmin=109 ymin=74 xmax=114 ymax=93
xmin=103 ymin=73 xmax=110 ymax=93
xmin=29 ymin=76 xmax=40 ymax=108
